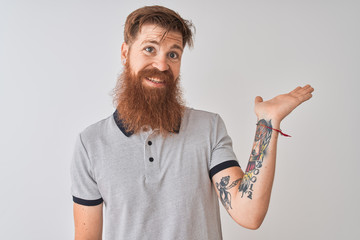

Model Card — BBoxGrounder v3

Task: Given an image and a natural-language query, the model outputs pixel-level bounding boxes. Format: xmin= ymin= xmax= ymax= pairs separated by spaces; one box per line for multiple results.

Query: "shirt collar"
xmin=113 ymin=109 xmax=180 ymax=137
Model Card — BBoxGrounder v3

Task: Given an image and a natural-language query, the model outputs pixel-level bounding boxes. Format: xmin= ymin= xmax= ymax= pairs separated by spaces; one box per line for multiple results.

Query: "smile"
xmin=146 ymin=77 xmax=164 ymax=84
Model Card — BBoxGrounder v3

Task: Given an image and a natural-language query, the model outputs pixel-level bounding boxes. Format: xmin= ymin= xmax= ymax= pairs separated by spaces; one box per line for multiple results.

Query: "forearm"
xmin=214 ymin=85 xmax=313 ymax=229
xmin=233 ymin=118 xmax=280 ymax=228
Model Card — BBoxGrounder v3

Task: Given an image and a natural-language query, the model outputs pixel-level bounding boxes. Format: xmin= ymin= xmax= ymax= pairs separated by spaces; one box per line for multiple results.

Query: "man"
xmin=70 ymin=5 xmax=314 ymax=240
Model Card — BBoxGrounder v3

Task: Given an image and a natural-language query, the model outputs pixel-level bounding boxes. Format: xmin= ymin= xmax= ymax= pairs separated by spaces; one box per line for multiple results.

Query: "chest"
xmin=93 ymin=132 xmax=213 ymax=207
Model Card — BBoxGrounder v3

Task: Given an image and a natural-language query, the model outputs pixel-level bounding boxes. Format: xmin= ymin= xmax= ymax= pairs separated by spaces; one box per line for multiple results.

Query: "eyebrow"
xmin=141 ymin=40 xmax=183 ymax=52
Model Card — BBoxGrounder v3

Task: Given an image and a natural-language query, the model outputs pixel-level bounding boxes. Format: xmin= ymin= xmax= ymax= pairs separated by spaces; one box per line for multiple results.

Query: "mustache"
xmin=137 ymin=67 xmax=174 ymax=83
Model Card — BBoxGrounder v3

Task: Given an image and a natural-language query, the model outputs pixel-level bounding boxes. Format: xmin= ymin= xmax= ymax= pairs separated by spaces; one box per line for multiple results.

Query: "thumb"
xmin=255 ymin=96 xmax=263 ymax=104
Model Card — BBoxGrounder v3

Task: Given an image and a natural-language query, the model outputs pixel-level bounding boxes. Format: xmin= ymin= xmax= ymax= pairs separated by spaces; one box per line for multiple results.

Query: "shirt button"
xmin=149 ymin=157 xmax=154 ymax=162
xmin=148 ymin=141 xmax=152 ymax=146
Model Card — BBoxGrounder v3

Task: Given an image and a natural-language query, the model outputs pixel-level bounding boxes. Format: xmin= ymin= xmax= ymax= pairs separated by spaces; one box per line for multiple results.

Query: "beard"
xmin=112 ymin=61 xmax=185 ymax=137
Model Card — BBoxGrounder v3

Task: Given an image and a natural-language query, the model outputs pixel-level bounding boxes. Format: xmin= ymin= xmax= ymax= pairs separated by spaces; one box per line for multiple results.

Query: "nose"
xmin=152 ymin=55 xmax=169 ymax=72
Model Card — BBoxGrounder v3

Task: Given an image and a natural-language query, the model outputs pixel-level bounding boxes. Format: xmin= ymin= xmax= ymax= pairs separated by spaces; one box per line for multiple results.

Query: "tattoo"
xmin=216 ymin=176 xmax=242 ymax=210
xmin=239 ymin=119 xmax=272 ymax=199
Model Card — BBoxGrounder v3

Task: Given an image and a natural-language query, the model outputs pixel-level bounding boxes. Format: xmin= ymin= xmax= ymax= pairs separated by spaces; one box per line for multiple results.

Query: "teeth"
xmin=147 ymin=77 xmax=164 ymax=83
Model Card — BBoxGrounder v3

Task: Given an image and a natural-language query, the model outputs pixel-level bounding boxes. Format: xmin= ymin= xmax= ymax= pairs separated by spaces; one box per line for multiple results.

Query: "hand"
xmin=254 ymin=85 xmax=314 ymax=122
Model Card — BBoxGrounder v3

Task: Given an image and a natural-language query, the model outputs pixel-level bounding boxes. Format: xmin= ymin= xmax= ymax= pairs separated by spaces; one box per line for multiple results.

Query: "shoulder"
xmin=181 ymin=107 xmax=225 ymax=133
xmin=185 ymin=107 xmax=221 ymax=122
xmin=78 ymin=113 xmax=114 ymax=145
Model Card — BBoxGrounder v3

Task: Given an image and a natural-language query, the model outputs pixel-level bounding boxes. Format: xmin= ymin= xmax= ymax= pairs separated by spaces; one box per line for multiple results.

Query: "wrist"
xmin=256 ymin=116 xmax=281 ymax=129
xmin=256 ymin=118 xmax=291 ymax=137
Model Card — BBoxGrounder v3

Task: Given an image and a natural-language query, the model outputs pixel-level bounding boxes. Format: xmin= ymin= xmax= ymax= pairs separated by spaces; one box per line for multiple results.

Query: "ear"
xmin=121 ymin=42 xmax=129 ymax=65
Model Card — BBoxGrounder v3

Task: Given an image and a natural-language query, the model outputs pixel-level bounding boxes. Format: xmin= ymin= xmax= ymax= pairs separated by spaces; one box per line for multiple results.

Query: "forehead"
xmin=135 ymin=24 xmax=183 ymax=46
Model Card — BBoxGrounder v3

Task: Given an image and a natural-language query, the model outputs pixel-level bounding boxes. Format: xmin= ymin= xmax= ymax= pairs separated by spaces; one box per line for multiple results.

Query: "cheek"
xmin=129 ymin=52 xmax=149 ymax=72
xmin=171 ymin=65 xmax=181 ymax=77
xmin=130 ymin=61 xmax=147 ymax=75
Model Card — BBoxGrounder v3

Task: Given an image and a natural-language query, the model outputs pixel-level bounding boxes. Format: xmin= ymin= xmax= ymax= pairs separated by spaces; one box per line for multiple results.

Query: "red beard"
xmin=112 ymin=61 xmax=185 ymax=137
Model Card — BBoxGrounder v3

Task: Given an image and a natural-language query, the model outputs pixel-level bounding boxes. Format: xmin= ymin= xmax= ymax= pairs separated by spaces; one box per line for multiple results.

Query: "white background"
xmin=1 ymin=0 xmax=359 ymax=239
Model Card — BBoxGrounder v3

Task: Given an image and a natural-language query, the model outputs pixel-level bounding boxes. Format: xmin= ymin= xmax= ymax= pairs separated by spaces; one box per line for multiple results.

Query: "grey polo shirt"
xmin=71 ymin=107 xmax=240 ymax=240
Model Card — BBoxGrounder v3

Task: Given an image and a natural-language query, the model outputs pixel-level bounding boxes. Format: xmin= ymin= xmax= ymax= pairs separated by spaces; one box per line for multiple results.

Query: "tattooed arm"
xmin=212 ymin=120 xmax=279 ymax=229
xmin=212 ymin=85 xmax=314 ymax=229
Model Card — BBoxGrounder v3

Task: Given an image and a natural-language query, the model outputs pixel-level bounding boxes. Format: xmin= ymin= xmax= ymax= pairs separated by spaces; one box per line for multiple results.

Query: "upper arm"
xmin=211 ymin=157 xmax=270 ymax=230
xmin=209 ymin=114 xmax=245 ymax=218
xmin=212 ymin=166 xmax=256 ymax=228
xmin=73 ymin=202 xmax=103 ymax=240
xmin=71 ymin=134 xmax=104 ymax=239
xmin=212 ymin=166 xmax=244 ymax=212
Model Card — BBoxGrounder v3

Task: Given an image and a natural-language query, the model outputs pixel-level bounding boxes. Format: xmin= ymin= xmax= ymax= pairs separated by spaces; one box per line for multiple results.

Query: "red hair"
xmin=124 ymin=5 xmax=195 ymax=48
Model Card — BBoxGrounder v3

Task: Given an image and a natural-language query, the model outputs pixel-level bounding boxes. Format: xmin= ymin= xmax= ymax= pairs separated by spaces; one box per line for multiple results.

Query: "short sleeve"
xmin=70 ymin=133 xmax=103 ymax=206
xmin=209 ymin=114 xmax=241 ymax=179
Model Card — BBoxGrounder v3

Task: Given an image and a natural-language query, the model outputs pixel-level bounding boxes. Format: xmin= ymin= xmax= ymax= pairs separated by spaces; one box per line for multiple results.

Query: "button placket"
xmin=143 ymin=132 xmax=159 ymax=180
xmin=147 ymin=137 xmax=154 ymax=163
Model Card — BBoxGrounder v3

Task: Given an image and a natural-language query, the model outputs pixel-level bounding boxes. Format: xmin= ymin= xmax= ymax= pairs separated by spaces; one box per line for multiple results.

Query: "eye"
xmin=144 ymin=46 xmax=154 ymax=53
xmin=168 ymin=52 xmax=178 ymax=59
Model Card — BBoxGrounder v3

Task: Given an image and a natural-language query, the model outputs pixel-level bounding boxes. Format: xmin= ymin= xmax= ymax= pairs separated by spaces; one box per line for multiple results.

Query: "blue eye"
xmin=169 ymin=52 xmax=178 ymax=59
xmin=145 ymin=47 xmax=154 ymax=53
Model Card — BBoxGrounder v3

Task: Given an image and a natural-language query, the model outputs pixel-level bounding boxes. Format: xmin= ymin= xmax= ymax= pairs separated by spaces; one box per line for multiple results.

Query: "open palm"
xmin=255 ymin=85 xmax=314 ymax=122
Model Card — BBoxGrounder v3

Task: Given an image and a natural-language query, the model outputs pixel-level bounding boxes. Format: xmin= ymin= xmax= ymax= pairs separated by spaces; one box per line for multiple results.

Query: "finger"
xmin=255 ymin=96 xmax=263 ymax=104
xmin=306 ymin=85 xmax=314 ymax=93
xmin=298 ymin=92 xmax=313 ymax=103
xmin=300 ymin=84 xmax=312 ymax=91
xmin=292 ymin=84 xmax=312 ymax=92
xmin=291 ymin=85 xmax=314 ymax=97
xmin=298 ymin=85 xmax=314 ymax=95
xmin=290 ymin=86 xmax=302 ymax=94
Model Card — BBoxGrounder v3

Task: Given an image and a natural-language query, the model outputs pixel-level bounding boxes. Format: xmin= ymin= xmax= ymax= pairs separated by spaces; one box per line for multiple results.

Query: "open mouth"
xmin=146 ymin=77 xmax=164 ymax=84
xmin=144 ymin=77 xmax=166 ymax=87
